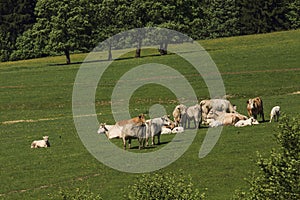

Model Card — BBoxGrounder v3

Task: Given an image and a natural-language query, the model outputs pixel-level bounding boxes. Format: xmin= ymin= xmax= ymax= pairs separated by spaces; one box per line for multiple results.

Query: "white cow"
xmin=97 ymin=123 xmax=114 ymax=134
xmin=207 ymin=110 xmax=248 ymax=127
xmin=121 ymin=123 xmax=147 ymax=150
xmin=31 ymin=136 xmax=50 ymax=148
xmin=172 ymin=104 xmax=187 ymax=127
xmin=270 ymin=106 xmax=280 ymax=122
xmin=199 ymin=99 xmax=236 ymax=124
xmin=146 ymin=115 xmax=172 ymax=146
xmin=185 ymin=104 xmax=201 ymax=129
xmin=234 ymin=117 xmax=259 ymax=127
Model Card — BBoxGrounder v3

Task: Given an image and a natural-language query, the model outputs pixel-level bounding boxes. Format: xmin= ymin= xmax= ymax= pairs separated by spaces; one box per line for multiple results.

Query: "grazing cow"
xmin=246 ymin=97 xmax=265 ymax=121
xmin=234 ymin=117 xmax=259 ymax=127
xmin=185 ymin=104 xmax=201 ymax=129
xmin=146 ymin=115 xmax=172 ymax=146
xmin=172 ymin=104 xmax=187 ymax=127
xmin=121 ymin=122 xmax=146 ymax=150
xmin=199 ymin=99 xmax=236 ymax=124
xmin=270 ymin=106 xmax=280 ymax=122
xmin=31 ymin=136 xmax=50 ymax=148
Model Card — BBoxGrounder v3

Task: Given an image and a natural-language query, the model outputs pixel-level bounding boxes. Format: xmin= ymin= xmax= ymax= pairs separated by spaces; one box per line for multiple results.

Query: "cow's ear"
xmin=246 ymin=100 xmax=249 ymax=104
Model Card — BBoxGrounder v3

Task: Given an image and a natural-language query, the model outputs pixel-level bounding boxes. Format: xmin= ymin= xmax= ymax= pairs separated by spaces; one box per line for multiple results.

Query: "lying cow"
xmin=234 ymin=117 xmax=259 ymax=127
xmin=121 ymin=122 xmax=146 ymax=150
xmin=270 ymin=106 xmax=280 ymax=122
xmin=172 ymin=104 xmax=187 ymax=127
xmin=171 ymin=126 xmax=184 ymax=133
xmin=31 ymin=136 xmax=50 ymax=148
xmin=207 ymin=110 xmax=248 ymax=127
xmin=199 ymin=99 xmax=236 ymax=124
xmin=146 ymin=115 xmax=172 ymax=146
xmin=246 ymin=97 xmax=265 ymax=121
xmin=185 ymin=104 xmax=201 ymax=129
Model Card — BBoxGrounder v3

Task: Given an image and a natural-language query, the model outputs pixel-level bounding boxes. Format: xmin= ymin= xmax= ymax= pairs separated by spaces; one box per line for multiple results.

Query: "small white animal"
xmin=31 ymin=136 xmax=50 ymax=148
xmin=234 ymin=117 xmax=259 ymax=127
xmin=270 ymin=106 xmax=280 ymax=122
xmin=161 ymin=126 xmax=172 ymax=134
xmin=171 ymin=126 xmax=184 ymax=133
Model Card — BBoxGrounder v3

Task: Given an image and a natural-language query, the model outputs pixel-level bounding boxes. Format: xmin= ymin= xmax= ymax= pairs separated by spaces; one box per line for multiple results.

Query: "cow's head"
xmin=97 ymin=123 xmax=108 ymax=134
xmin=138 ymin=114 xmax=146 ymax=124
xmin=43 ymin=136 xmax=49 ymax=141
xmin=247 ymin=99 xmax=256 ymax=109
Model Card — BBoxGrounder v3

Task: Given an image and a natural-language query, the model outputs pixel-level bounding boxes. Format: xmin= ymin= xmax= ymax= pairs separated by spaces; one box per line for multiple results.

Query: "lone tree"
xmin=234 ymin=115 xmax=300 ymax=199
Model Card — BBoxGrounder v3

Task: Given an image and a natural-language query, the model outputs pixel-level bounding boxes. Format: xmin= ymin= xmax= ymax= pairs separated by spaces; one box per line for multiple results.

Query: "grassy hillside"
xmin=0 ymin=29 xmax=299 ymax=199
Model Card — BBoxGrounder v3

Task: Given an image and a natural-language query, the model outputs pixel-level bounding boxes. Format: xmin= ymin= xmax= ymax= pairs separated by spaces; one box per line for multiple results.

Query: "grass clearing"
xmin=0 ymin=30 xmax=299 ymax=199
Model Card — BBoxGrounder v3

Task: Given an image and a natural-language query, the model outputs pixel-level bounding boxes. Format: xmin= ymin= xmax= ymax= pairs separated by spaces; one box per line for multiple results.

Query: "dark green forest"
xmin=0 ymin=0 xmax=299 ymax=63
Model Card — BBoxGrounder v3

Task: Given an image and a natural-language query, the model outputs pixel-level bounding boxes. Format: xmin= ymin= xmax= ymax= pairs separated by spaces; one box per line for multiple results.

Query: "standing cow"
xmin=172 ymin=104 xmax=187 ymax=127
xmin=185 ymin=104 xmax=201 ymax=129
xmin=246 ymin=97 xmax=265 ymax=121
xmin=121 ymin=122 xmax=146 ymax=150
xmin=146 ymin=115 xmax=172 ymax=146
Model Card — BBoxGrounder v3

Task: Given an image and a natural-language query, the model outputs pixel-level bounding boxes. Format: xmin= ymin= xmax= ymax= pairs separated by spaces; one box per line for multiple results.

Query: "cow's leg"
xmin=123 ymin=138 xmax=126 ymax=150
xmin=157 ymin=134 xmax=161 ymax=145
xmin=128 ymin=138 xmax=131 ymax=149
xmin=270 ymin=115 xmax=273 ymax=123
xmin=261 ymin=112 xmax=265 ymax=122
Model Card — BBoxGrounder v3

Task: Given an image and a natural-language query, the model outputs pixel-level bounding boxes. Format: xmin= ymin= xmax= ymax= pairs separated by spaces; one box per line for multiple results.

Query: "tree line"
xmin=0 ymin=0 xmax=299 ymax=63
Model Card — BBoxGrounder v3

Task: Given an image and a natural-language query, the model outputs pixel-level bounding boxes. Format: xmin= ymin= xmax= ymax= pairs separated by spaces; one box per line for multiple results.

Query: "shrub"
xmin=234 ymin=115 xmax=300 ymax=200
xmin=125 ymin=170 xmax=205 ymax=200
xmin=51 ymin=187 xmax=102 ymax=200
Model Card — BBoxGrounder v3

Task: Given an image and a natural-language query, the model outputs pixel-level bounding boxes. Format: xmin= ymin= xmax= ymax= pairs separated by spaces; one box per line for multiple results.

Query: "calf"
xmin=31 ymin=136 xmax=50 ymax=148
xmin=246 ymin=97 xmax=265 ymax=121
xmin=270 ymin=106 xmax=280 ymax=122
xmin=207 ymin=110 xmax=247 ymax=127
xmin=234 ymin=117 xmax=259 ymax=127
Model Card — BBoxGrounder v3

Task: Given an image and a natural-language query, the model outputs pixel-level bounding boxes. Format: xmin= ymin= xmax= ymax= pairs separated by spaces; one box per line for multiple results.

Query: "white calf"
xmin=234 ymin=117 xmax=259 ymax=127
xmin=31 ymin=136 xmax=50 ymax=148
xmin=171 ymin=126 xmax=184 ymax=133
xmin=270 ymin=106 xmax=280 ymax=122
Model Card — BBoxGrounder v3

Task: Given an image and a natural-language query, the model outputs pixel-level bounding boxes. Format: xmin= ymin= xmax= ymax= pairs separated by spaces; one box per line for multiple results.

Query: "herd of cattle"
xmin=97 ymin=97 xmax=281 ymax=150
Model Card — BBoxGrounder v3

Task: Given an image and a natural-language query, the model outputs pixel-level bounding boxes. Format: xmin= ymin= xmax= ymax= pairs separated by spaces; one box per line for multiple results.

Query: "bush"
xmin=51 ymin=187 xmax=102 ymax=200
xmin=125 ymin=170 xmax=205 ymax=200
xmin=234 ymin=115 xmax=300 ymax=200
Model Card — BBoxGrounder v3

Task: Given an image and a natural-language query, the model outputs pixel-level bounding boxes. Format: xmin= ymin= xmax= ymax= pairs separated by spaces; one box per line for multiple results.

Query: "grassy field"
xmin=0 ymin=29 xmax=299 ymax=199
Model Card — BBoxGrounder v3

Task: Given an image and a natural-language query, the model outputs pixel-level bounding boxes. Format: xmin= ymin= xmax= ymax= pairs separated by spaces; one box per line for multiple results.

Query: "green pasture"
xmin=0 ymin=30 xmax=299 ymax=199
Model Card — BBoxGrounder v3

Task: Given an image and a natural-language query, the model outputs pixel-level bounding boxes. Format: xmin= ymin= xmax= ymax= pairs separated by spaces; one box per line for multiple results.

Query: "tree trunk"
xmin=135 ymin=39 xmax=142 ymax=58
xmin=64 ymin=49 xmax=71 ymax=64
xmin=108 ymin=42 xmax=112 ymax=61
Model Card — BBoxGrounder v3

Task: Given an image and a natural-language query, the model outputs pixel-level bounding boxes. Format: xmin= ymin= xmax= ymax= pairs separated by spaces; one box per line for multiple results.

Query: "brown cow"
xmin=246 ymin=97 xmax=265 ymax=121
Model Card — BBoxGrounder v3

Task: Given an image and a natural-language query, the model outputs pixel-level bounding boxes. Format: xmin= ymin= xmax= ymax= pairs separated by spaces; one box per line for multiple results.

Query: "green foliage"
xmin=51 ymin=187 xmax=103 ymax=200
xmin=286 ymin=0 xmax=300 ymax=29
xmin=125 ymin=170 xmax=205 ymax=200
xmin=234 ymin=115 xmax=300 ymax=199
xmin=203 ymin=0 xmax=240 ymax=38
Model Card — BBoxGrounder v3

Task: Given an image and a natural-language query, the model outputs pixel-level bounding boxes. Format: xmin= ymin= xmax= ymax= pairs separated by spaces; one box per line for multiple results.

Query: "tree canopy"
xmin=1 ymin=0 xmax=299 ymax=63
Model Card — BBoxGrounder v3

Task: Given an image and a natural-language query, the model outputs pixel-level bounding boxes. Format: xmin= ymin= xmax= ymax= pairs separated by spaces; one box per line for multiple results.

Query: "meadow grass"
xmin=0 ymin=29 xmax=299 ymax=199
